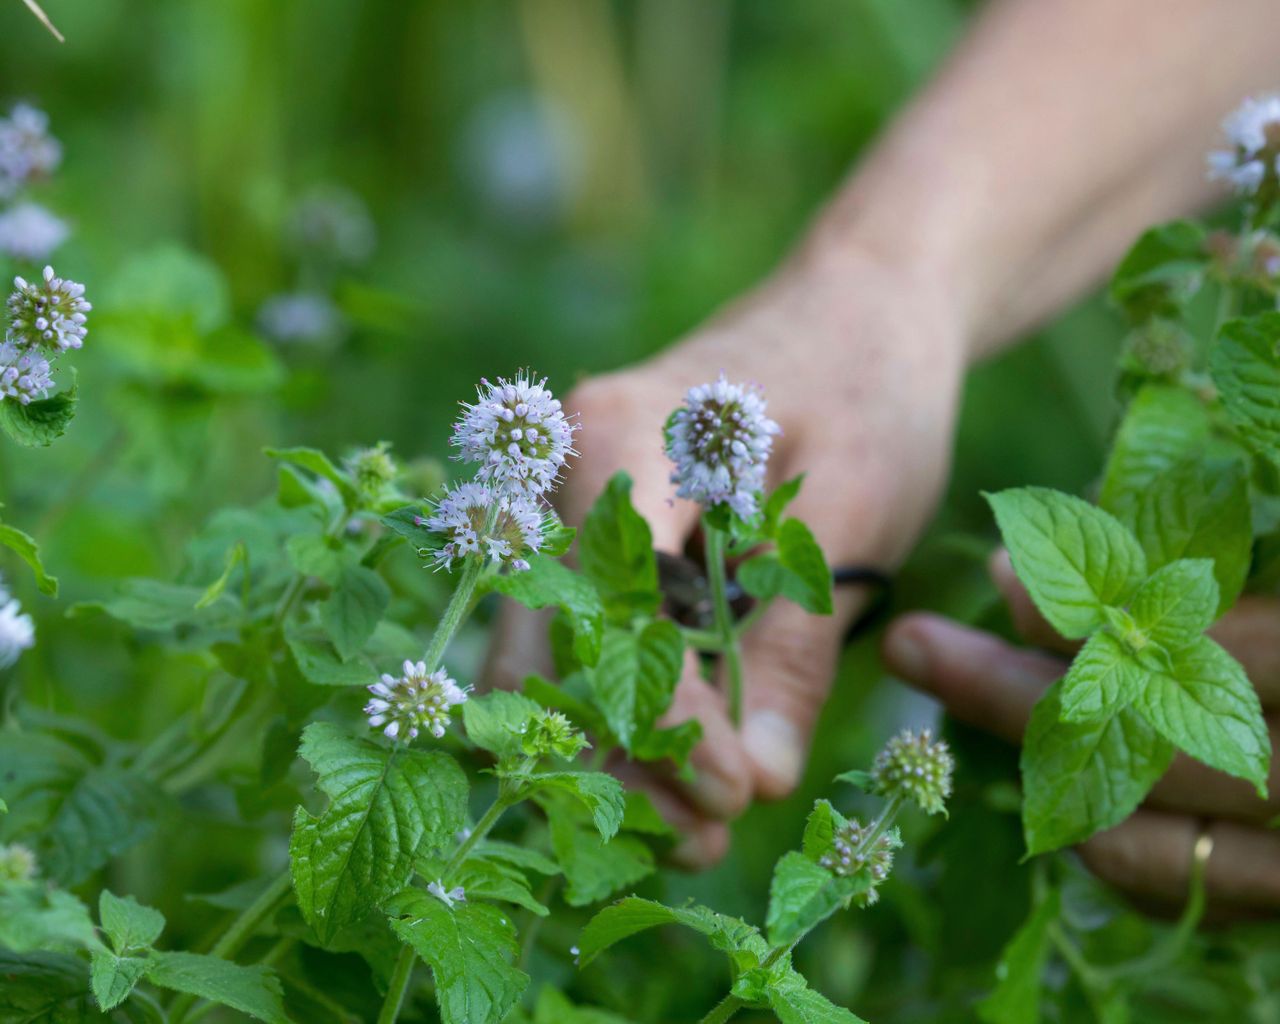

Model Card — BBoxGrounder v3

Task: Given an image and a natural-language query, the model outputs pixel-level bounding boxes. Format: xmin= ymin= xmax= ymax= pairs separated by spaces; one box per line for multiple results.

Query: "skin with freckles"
xmin=883 ymin=552 xmax=1280 ymax=914
xmin=487 ymin=0 xmax=1280 ymax=870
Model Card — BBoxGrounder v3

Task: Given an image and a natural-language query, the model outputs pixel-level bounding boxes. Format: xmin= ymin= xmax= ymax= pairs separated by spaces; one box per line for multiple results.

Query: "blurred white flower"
xmin=0 ymin=338 xmax=53 ymax=405
xmin=0 ymin=201 xmax=69 ymax=262
xmin=0 ymin=103 xmax=61 ymax=199
xmin=289 ymin=186 xmax=375 ymax=266
xmin=1209 ymin=94 xmax=1280 ymax=195
xmin=665 ymin=374 xmax=781 ymax=519
xmin=0 ymin=575 xmax=35 ymax=668
xmin=256 ymin=290 xmax=343 ymax=345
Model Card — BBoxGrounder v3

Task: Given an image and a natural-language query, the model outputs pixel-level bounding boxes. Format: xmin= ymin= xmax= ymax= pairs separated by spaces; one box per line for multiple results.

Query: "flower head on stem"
xmin=364 ymin=661 xmax=468 ymax=742
xmin=869 ymin=727 xmax=954 ymax=817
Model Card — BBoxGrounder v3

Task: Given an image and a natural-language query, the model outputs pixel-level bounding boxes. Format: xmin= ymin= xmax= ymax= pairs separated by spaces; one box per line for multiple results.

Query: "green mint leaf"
xmin=1129 ymin=558 xmax=1219 ymax=649
xmin=90 ymin=952 xmax=148 ymax=1011
xmin=320 ymin=563 xmax=390 ymax=660
xmin=386 ymin=887 xmax=528 ymax=1024
xmin=630 ymin=719 xmax=701 ymax=771
xmin=474 ymin=839 xmax=561 ymax=877
xmin=265 ymin=446 xmax=359 ymax=508
xmin=576 ymin=896 xmax=768 ymax=967
xmin=98 ymin=890 xmax=165 ymax=954
xmin=448 ymin=856 xmax=550 ymax=916
xmin=976 ymin=890 xmax=1061 ymax=1024
xmin=0 ymin=950 xmax=103 ymax=1020
xmin=0 ymin=883 xmax=102 ymax=953
xmin=768 ymin=973 xmax=869 ymax=1024
xmin=0 ymin=732 xmax=163 ymax=886
xmin=1098 ymin=385 xmax=1211 ymax=518
xmin=491 ymin=556 xmax=605 ymax=666
xmin=194 ymin=541 xmax=247 ymax=610
xmin=1021 ymin=681 xmax=1174 ymax=854
xmin=71 ymin=579 xmax=240 ymax=634
xmin=381 ymin=503 xmax=444 ymax=555
xmin=587 ymin=621 xmax=683 ymax=749
xmin=1057 ymin=631 xmax=1146 ymax=722
xmin=1212 ymin=312 xmax=1280 ymax=466
xmin=986 ymin=488 xmax=1147 ymax=639
xmin=578 ymin=472 xmax=661 ymax=621
xmin=144 ymin=950 xmax=289 ymax=1024
xmin=290 ymin=722 xmax=468 ymax=943
xmin=0 ymin=370 xmax=78 ymax=447
xmin=285 ymin=626 xmax=375 ymax=686
xmin=1108 ymin=220 xmax=1208 ymax=323
xmin=277 ymin=462 xmax=344 ymax=513
xmin=1134 ymin=636 xmax=1271 ymax=795
xmin=525 ymin=770 xmax=624 ymax=841
xmin=462 ymin=690 xmax=543 ymax=759
xmin=286 ymin=533 xmax=345 ymax=585
xmin=538 ymin=792 xmax=653 ymax=906
xmin=1121 ymin=458 xmax=1251 ymax=614
xmin=532 ymin=987 xmax=633 ymax=1024
xmin=0 ymin=515 xmax=58 ymax=595
xmin=736 ymin=518 xmax=834 ymax=615
xmin=540 ymin=522 xmax=577 ymax=558
xmin=761 ymin=476 xmax=804 ymax=540
xmin=765 ymin=851 xmax=869 ymax=947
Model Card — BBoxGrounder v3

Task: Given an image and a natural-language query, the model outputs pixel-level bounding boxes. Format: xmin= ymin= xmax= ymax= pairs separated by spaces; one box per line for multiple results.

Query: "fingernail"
xmin=884 ymin=623 xmax=930 ymax=680
xmin=742 ymin=710 xmax=803 ymax=791
xmin=688 ymin=770 xmax=740 ymax=817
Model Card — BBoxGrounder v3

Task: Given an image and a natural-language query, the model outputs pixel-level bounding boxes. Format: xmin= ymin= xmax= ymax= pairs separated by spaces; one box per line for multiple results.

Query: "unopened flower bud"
xmin=346 ymin=441 xmax=398 ymax=504
xmin=870 ymin=727 xmax=954 ymax=817
xmin=0 ymin=842 xmax=37 ymax=882
xmin=520 ymin=710 xmax=589 ymax=761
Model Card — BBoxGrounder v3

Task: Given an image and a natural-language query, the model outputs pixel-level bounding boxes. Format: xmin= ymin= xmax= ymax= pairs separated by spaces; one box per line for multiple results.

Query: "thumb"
xmin=738 ymin=589 xmax=863 ymax=799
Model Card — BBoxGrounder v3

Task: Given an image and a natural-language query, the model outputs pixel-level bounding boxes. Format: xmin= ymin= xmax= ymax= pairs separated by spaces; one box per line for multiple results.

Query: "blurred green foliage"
xmin=1 ymin=1 xmax=1208 ymax=1021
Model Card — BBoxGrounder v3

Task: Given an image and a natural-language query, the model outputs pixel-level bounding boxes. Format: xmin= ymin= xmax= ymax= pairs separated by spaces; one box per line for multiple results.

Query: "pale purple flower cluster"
xmin=0 ymin=201 xmax=68 ymax=263
xmin=290 ymin=186 xmax=376 ymax=266
xmin=0 ymin=104 xmax=61 ymax=200
xmin=256 ymin=290 xmax=343 ymax=345
xmin=1209 ymin=94 xmax=1280 ymax=195
xmin=7 ymin=266 xmax=90 ymax=352
xmin=452 ymin=372 xmax=578 ymax=497
xmin=869 ymin=727 xmax=954 ymax=817
xmin=0 ymin=339 xmax=53 ymax=405
xmin=364 ymin=660 xmax=468 ymax=742
xmin=421 ymin=480 xmax=546 ymax=572
xmin=0 ymin=574 xmax=35 ymax=669
xmin=665 ymin=374 xmax=780 ymax=519
xmin=818 ymin=819 xmax=900 ymax=907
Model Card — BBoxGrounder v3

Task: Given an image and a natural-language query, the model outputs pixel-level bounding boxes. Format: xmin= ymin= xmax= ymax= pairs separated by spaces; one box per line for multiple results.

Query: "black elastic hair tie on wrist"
xmin=832 ymin=565 xmax=893 ymax=643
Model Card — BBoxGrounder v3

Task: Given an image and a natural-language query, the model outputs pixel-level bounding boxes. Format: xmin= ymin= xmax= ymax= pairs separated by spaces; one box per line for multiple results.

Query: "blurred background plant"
xmin=2 ymin=2 xmax=1244 ymax=1022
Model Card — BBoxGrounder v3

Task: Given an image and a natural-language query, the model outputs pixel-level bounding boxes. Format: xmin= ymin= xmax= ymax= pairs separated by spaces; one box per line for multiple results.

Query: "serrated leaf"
xmin=1135 ymin=636 xmax=1270 ymax=795
xmin=450 ymin=857 xmax=549 ymax=916
xmin=265 ymin=446 xmax=358 ymax=507
xmin=0 ymin=949 xmax=103 ymax=1021
xmin=577 ymin=896 xmax=767 ymax=966
xmin=380 ymin=504 xmax=444 ymax=555
xmin=768 ymin=975 xmax=868 ymax=1024
xmin=386 ymin=887 xmax=528 ymax=1024
xmin=586 ymin=621 xmax=683 ymax=749
xmin=736 ymin=519 xmax=833 ymax=615
xmin=99 ymin=891 xmax=165 ymax=954
xmin=320 ymin=564 xmax=390 ymax=660
xmin=765 ymin=852 xmax=869 ymax=947
xmin=1021 ymin=681 xmax=1175 ymax=854
xmin=0 ymin=371 xmax=79 ymax=447
xmin=491 ymin=556 xmax=605 ymax=666
xmin=1058 ymin=631 xmax=1146 ymax=723
xmin=1129 ymin=559 xmax=1218 ymax=649
xmin=539 ymin=792 xmax=653 ymax=906
xmin=987 ymin=488 xmax=1147 ymax=639
xmin=463 ymin=690 xmax=543 ymax=759
xmin=90 ymin=952 xmax=148 ymax=1011
xmin=0 ymin=516 xmax=58 ymax=595
xmin=1098 ymin=385 xmax=1212 ymax=518
xmin=1212 ymin=313 xmax=1280 ymax=467
xmin=145 ymin=950 xmax=290 ymax=1023
xmin=285 ymin=627 xmax=375 ymax=686
xmin=976 ymin=891 xmax=1060 ymax=1024
xmin=0 ymin=882 xmax=102 ymax=953
xmin=578 ymin=472 xmax=660 ymax=621
xmin=475 ymin=839 xmax=561 ymax=877
xmin=290 ymin=722 xmax=468 ymax=943
xmin=1108 ymin=221 xmax=1208 ymax=322
xmin=1121 ymin=458 xmax=1251 ymax=614
xmin=72 ymin=579 xmax=240 ymax=634
xmin=800 ymin=800 xmax=846 ymax=861
xmin=286 ymin=534 xmax=345 ymax=585
xmin=526 ymin=770 xmax=624 ymax=841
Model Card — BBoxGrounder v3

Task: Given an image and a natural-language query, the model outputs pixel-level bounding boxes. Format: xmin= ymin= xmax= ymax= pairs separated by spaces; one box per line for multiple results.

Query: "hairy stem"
xmin=698 ymin=993 xmax=746 ymax=1024
xmin=377 ymin=946 xmax=418 ymax=1024
xmin=703 ymin=521 xmax=744 ymax=725
xmin=421 ymin=556 xmax=485 ymax=675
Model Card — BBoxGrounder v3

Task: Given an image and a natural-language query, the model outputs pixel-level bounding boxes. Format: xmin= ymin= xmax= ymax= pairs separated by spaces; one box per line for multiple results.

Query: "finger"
xmin=562 ymin=373 xmax=700 ymax=552
xmin=1079 ymin=809 xmax=1280 ymax=911
xmin=882 ymin=613 xmax=1063 ymax=743
xmin=1146 ymin=725 xmax=1280 ymax=825
xmin=1210 ymin=595 xmax=1280 ymax=709
xmin=989 ymin=549 xmax=1079 ymax=655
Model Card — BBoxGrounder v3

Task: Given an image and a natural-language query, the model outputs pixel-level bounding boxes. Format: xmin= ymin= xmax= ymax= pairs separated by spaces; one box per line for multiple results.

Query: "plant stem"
xmin=169 ymin=871 xmax=292 ymax=1022
xmin=703 ymin=520 xmax=743 ymax=726
xmin=443 ymin=793 xmax=510 ymax=882
xmin=377 ymin=946 xmax=418 ymax=1024
xmin=698 ymin=993 xmax=745 ymax=1024
xmin=421 ymin=557 xmax=485 ymax=675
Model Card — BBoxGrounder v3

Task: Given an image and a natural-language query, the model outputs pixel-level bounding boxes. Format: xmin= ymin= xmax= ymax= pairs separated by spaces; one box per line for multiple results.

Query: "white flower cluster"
xmin=1 ymin=266 xmax=90 ymax=404
xmin=0 ymin=574 xmax=35 ymax=669
xmin=364 ymin=660 xmax=469 ymax=741
xmin=1209 ymin=94 xmax=1280 ymax=195
xmin=665 ymin=373 xmax=780 ymax=519
xmin=452 ymin=372 xmax=578 ymax=497
xmin=869 ymin=727 xmax=954 ymax=817
xmin=420 ymin=481 xmax=547 ymax=572
xmin=818 ymin=818 xmax=901 ymax=907
xmin=0 ymin=104 xmax=68 ymax=263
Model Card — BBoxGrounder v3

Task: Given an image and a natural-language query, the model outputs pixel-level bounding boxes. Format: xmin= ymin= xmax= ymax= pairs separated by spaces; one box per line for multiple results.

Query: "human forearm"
xmin=804 ymin=0 xmax=1280 ymax=358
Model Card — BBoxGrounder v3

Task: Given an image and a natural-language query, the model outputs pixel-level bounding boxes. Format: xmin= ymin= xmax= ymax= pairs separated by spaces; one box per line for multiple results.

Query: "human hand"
xmin=485 ymin=242 xmax=968 ymax=867
xmin=883 ymin=551 xmax=1280 ymax=914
